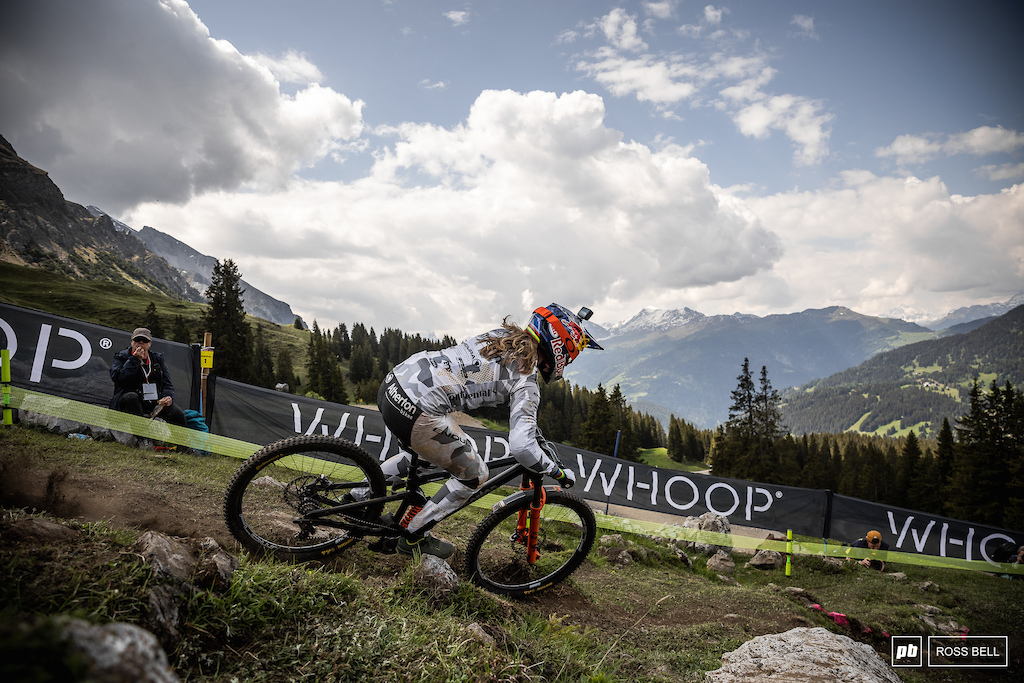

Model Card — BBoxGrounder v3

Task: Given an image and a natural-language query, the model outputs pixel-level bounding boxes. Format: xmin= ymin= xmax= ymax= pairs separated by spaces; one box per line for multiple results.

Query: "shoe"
xmin=396 ymin=532 xmax=455 ymax=559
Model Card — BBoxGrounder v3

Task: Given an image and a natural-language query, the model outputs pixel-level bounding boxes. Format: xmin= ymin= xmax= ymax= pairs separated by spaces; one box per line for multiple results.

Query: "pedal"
xmin=368 ymin=512 xmax=399 ymax=554
xmin=369 ymin=537 xmax=398 ymax=554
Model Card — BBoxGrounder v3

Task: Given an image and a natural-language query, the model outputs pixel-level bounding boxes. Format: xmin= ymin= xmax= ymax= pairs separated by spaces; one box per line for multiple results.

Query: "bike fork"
xmin=515 ymin=478 xmax=547 ymax=564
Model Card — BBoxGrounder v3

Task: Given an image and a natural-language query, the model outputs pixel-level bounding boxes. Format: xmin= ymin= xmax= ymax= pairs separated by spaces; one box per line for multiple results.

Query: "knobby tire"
xmin=462 ymin=490 xmax=596 ymax=597
xmin=223 ymin=435 xmax=386 ymax=563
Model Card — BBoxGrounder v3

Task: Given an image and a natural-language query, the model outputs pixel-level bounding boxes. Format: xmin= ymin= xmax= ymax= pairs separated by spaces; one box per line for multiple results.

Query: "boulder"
xmin=414 ymin=554 xmax=460 ymax=600
xmin=61 ymin=617 xmax=180 ymax=682
xmin=747 ymin=549 xmax=785 ymax=570
xmin=682 ymin=512 xmax=732 ymax=555
xmin=705 ymin=627 xmax=901 ymax=682
xmin=706 ymin=550 xmax=735 ymax=575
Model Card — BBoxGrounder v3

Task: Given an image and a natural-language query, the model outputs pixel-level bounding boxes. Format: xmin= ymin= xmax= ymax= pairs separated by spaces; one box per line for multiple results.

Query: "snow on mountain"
xmin=609 ymin=307 xmax=706 ymax=335
xmin=922 ymin=292 xmax=1024 ymax=331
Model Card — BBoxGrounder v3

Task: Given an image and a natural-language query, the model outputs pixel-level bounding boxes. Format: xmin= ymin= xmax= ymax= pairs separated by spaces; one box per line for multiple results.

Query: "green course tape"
xmin=10 ymin=387 xmax=1023 ymax=576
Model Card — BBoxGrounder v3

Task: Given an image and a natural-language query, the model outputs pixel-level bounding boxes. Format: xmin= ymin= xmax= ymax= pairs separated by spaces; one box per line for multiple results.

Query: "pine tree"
xmin=143 ymin=302 xmax=164 ymax=339
xmin=171 ymin=314 xmax=192 ymax=344
xmin=251 ymin=324 xmax=276 ymax=389
xmin=667 ymin=415 xmax=684 ymax=462
xmin=581 ymin=384 xmax=616 ymax=456
xmin=275 ymin=347 xmax=298 ymax=393
xmin=895 ymin=429 xmax=923 ymax=507
xmin=607 ymin=385 xmax=639 ymax=461
xmin=203 ymin=259 xmax=253 ymax=382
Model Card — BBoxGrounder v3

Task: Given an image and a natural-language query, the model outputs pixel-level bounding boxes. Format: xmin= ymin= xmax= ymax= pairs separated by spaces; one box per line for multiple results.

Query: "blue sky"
xmin=2 ymin=0 xmax=1022 ymax=338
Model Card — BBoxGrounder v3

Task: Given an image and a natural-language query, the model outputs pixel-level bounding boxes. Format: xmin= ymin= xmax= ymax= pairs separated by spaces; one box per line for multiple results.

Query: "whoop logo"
xmin=0 ymin=319 xmax=93 ymax=382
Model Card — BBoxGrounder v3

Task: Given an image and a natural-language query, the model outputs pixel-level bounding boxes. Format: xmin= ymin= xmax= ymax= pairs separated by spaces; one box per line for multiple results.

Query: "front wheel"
xmin=463 ymin=490 xmax=596 ymax=597
xmin=223 ymin=435 xmax=387 ymax=563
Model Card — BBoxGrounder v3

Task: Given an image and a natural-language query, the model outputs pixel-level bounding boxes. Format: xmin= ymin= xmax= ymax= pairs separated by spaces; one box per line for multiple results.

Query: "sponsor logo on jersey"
xmin=385 ymin=380 xmax=418 ymax=420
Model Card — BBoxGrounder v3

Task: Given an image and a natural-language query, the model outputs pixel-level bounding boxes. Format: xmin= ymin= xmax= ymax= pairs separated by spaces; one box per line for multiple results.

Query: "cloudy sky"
xmin=2 ymin=0 xmax=1022 ymax=338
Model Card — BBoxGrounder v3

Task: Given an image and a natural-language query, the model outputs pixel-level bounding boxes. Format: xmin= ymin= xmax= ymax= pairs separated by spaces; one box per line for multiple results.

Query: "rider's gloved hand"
xmin=553 ymin=467 xmax=576 ymax=489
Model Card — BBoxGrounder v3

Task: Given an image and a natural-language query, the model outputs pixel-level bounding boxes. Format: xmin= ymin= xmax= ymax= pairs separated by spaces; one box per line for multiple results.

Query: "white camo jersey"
xmin=390 ymin=329 xmax=559 ymax=476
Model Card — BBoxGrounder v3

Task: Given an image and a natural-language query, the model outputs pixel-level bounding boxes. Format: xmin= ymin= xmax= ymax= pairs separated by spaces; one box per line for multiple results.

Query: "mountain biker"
xmin=375 ymin=303 xmax=603 ymax=558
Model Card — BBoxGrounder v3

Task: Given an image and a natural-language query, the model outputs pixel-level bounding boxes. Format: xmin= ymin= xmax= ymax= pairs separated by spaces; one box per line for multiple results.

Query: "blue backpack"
xmin=183 ymin=409 xmax=211 ymax=455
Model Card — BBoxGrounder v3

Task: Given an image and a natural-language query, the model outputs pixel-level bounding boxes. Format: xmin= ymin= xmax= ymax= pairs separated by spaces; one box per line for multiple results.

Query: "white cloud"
xmin=575 ymin=9 xmax=833 ymax=166
xmin=250 ymin=50 xmax=323 ymax=84
xmin=975 ymin=162 xmax=1024 ymax=182
xmin=444 ymin=11 xmax=469 ymax=27
xmin=876 ymin=125 xmax=1024 ymax=165
xmin=704 ymin=5 xmax=725 ymax=25
xmin=419 ymin=79 xmax=448 ymax=90
xmin=127 ymin=89 xmax=782 ymax=337
xmin=601 ymin=8 xmax=648 ymax=52
xmin=0 ymin=0 xmax=364 ymax=214
xmin=734 ymin=174 xmax=1024 ymax=318
xmin=790 ymin=14 xmax=818 ymax=40
xmin=644 ymin=1 xmax=675 ymax=20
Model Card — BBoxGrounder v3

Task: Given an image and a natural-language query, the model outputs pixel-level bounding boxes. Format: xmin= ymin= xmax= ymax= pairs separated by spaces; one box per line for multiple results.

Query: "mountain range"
xmin=0 ymin=134 xmax=295 ymax=325
xmin=3 ymin=131 xmax=1020 ymax=434
xmin=567 ymin=300 xmax=1022 ymax=432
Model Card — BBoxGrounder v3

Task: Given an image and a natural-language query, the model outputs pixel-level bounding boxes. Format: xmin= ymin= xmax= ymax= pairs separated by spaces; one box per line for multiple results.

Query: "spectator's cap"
xmin=866 ymin=530 xmax=882 ymax=542
xmin=132 ymin=328 xmax=153 ymax=342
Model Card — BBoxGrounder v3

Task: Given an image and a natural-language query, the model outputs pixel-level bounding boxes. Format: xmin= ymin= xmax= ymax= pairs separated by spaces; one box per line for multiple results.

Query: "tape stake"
xmin=2 ymin=349 xmax=11 ymax=426
xmin=786 ymin=528 xmax=793 ymax=577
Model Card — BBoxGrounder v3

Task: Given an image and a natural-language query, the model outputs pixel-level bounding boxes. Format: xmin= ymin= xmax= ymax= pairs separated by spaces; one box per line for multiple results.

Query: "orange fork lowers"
xmin=515 ymin=481 xmax=547 ymax=564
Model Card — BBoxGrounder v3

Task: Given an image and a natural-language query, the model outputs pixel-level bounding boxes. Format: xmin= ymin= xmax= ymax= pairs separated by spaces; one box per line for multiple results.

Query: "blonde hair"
xmin=480 ymin=317 xmax=538 ymax=374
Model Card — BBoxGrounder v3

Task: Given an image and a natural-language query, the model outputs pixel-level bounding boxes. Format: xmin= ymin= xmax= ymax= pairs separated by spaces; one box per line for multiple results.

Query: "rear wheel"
xmin=463 ymin=490 xmax=596 ymax=597
xmin=223 ymin=435 xmax=386 ymax=562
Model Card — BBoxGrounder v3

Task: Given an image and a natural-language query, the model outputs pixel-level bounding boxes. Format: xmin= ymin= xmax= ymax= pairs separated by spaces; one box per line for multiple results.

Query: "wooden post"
xmin=200 ymin=332 xmax=213 ymax=418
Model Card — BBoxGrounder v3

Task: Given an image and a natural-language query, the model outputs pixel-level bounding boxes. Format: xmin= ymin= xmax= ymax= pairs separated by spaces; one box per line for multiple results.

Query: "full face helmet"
xmin=527 ymin=304 xmax=603 ymax=382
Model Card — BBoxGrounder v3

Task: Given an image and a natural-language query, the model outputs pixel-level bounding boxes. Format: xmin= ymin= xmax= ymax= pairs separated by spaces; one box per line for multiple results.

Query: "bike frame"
xmin=299 ymin=452 xmax=555 ymax=554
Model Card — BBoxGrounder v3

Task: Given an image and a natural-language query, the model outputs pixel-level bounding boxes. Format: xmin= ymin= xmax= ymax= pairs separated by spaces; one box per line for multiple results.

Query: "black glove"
xmin=553 ymin=467 xmax=576 ymax=488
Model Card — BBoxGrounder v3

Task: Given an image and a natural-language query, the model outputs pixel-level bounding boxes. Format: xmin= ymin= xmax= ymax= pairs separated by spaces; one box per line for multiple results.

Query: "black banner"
xmin=4 ymin=302 xmax=1021 ymax=554
xmin=830 ymin=494 xmax=1021 ymax=565
xmin=0 ymin=303 xmax=196 ymax=409
xmin=212 ymin=378 xmax=830 ymax=536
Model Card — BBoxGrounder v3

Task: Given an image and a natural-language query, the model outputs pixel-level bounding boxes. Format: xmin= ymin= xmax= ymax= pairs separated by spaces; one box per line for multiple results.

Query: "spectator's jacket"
xmin=109 ymin=348 xmax=175 ymax=409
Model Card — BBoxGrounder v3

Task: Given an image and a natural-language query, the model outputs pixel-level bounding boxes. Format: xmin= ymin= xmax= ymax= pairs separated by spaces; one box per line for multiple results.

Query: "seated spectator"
xmin=847 ymin=530 xmax=889 ymax=571
xmin=110 ymin=327 xmax=186 ymax=428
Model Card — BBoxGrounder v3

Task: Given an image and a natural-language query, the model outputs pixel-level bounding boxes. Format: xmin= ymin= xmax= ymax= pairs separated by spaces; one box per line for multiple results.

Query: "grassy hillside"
xmin=2 ymin=426 xmax=1022 ymax=682
xmin=782 ymin=305 xmax=1024 ymax=437
xmin=0 ymin=260 xmax=312 ymax=390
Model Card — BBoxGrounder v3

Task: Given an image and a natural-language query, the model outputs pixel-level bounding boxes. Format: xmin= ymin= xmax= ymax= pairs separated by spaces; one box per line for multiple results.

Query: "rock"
xmin=918 ymin=614 xmax=966 ymax=636
xmin=145 ymin=584 xmax=185 ymax=648
xmin=705 ymin=627 xmax=901 ymax=682
xmin=136 ymin=531 xmax=198 ymax=584
xmin=706 ymin=550 xmax=735 ymax=574
xmin=615 ymin=550 xmax=633 ymax=566
xmin=61 ymin=617 xmax=180 ymax=682
xmin=918 ymin=581 xmax=940 ymax=593
xmin=600 ymin=534 xmax=625 ymax=546
xmin=466 ymin=622 xmax=495 ymax=646
xmin=414 ymin=554 xmax=460 ymax=598
xmin=2 ymin=516 xmax=81 ymax=544
xmin=682 ymin=512 xmax=732 ymax=555
xmin=887 ymin=572 xmax=907 ymax=580
xmin=747 ymin=549 xmax=785 ymax=570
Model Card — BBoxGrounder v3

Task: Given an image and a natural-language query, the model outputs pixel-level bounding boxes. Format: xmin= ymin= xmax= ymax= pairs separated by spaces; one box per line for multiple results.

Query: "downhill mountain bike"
xmin=223 ymin=435 xmax=597 ymax=597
